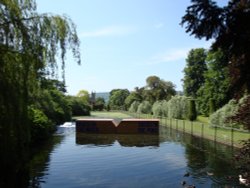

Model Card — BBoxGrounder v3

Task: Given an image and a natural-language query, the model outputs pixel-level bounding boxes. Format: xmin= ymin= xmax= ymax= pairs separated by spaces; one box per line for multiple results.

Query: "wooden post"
xmin=191 ymin=121 xmax=193 ymax=135
xmin=231 ymin=128 xmax=234 ymax=147
xmin=201 ymin=123 xmax=204 ymax=138
xmin=214 ymin=126 xmax=217 ymax=143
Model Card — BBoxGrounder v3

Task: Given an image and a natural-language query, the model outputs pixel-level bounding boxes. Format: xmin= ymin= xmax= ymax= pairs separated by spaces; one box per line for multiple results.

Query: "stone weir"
xmin=76 ymin=118 xmax=159 ymax=134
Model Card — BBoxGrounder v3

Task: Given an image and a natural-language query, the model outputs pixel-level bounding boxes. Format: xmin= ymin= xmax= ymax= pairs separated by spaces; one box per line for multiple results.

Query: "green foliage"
xmin=188 ymin=100 xmax=197 ymax=121
xmin=152 ymin=101 xmax=163 ymax=117
xmin=209 ymin=99 xmax=238 ymax=128
xmin=0 ymin=1 xmax=81 ymax=185
xmin=210 ymin=95 xmax=250 ymax=129
xmin=171 ymin=96 xmax=189 ymax=119
xmin=228 ymin=95 xmax=250 ymax=130
xmin=67 ymin=96 xmax=90 ymax=116
xmin=108 ymin=89 xmax=130 ymax=110
xmin=143 ymin=76 xmax=176 ymax=103
xmin=93 ymin=97 xmax=105 ymax=111
xmin=125 ymin=91 xmax=142 ymax=109
xmin=28 ymin=107 xmax=54 ymax=144
xmin=106 ymin=104 xmax=110 ymax=112
xmin=137 ymin=101 xmax=152 ymax=114
xmin=34 ymin=87 xmax=72 ymax=125
xmin=77 ymin=90 xmax=90 ymax=104
xmin=128 ymin=101 xmax=140 ymax=113
xmin=181 ymin=0 xmax=250 ymax=95
xmin=196 ymin=49 xmax=230 ymax=115
xmin=209 ymin=99 xmax=216 ymax=115
xmin=162 ymin=100 xmax=169 ymax=117
xmin=183 ymin=48 xmax=207 ymax=98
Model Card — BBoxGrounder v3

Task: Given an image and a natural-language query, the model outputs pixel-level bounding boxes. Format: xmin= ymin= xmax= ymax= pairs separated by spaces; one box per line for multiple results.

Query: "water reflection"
xmin=76 ymin=133 xmax=159 ymax=147
xmin=18 ymin=125 xmax=246 ymax=187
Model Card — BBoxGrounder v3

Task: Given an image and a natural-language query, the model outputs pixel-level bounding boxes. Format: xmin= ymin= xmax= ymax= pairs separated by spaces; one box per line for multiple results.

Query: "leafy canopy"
xmin=181 ymin=0 xmax=250 ymax=95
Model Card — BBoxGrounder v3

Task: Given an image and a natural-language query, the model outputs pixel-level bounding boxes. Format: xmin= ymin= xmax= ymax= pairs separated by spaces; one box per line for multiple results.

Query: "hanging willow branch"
xmin=0 ymin=0 xmax=81 ymax=82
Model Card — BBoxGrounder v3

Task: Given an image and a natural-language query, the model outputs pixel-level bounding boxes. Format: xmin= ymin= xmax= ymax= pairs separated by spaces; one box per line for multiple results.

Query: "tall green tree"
xmin=181 ymin=0 xmax=250 ymax=96
xmin=183 ymin=48 xmax=207 ymax=98
xmin=196 ymin=49 xmax=230 ymax=115
xmin=124 ymin=90 xmax=143 ymax=109
xmin=108 ymin=89 xmax=130 ymax=110
xmin=144 ymin=75 xmax=176 ymax=103
xmin=0 ymin=0 xmax=80 ymax=184
xmin=77 ymin=90 xmax=90 ymax=104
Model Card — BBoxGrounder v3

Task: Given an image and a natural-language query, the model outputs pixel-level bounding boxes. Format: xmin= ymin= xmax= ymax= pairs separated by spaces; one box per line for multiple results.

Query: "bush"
xmin=28 ymin=107 xmax=54 ymax=144
xmin=70 ymin=99 xmax=91 ymax=116
xmin=209 ymin=99 xmax=216 ymax=115
xmin=209 ymin=99 xmax=238 ymax=127
xmin=161 ymin=96 xmax=189 ymax=119
xmin=152 ymin=101 xmax=163 ymax=117
xmin=129 ymin=101 xmax=140 ymax=113
xmin=137 ymin=101 xmax=152 ymax=114
xmin=188 ymin=99 xmax=197 ymax=121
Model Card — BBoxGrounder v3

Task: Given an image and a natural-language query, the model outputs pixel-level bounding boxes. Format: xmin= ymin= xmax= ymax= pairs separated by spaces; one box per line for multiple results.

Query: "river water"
xmin=27 ymin=125 xmax=245 ymax=188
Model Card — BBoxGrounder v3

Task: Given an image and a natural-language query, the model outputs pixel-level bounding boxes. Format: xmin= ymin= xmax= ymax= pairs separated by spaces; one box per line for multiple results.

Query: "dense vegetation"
xmin=0 ymin=0 xmax=85 ymax=186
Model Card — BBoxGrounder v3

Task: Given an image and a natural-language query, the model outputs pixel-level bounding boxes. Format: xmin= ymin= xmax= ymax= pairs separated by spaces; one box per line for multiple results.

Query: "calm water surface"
xmin=28 ymin=125 xmax=245 ymax=188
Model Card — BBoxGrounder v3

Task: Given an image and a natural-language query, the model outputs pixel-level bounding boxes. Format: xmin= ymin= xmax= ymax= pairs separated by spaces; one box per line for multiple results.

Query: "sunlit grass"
xmin=132 ymin=112 xmax=250 ymax=147
xmin=73 ymin=111 xmax=132 ymax=120
xmin=196 ymin=115 xmax=209 ymax=123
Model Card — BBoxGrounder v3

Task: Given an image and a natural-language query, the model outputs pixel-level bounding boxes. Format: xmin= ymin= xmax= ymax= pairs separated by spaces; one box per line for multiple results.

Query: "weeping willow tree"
xmin=0 ymin=0 xmax=80 ymax=185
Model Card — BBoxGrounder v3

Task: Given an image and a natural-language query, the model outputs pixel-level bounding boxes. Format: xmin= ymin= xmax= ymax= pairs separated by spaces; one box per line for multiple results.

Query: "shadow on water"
xmin=76 ymin=133 xmax=159 ymax=148
xmin=28 ymin=135 xmax=64 ymax=188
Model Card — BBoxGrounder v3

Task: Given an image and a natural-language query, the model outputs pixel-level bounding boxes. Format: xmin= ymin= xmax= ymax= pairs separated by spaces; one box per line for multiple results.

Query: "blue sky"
xmin=36 ymin=0 xmax=227 ymax=95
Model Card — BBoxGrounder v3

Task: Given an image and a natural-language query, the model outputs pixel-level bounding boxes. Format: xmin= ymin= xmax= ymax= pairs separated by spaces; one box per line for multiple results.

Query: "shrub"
xmin=28 ymin=107 xmax=54 ymax=144
xmin=129 ymin=101 xmax=140 ymax=113
xmin=152 ymin=101 xmax=163 ymax=117
xmin=227 ymin=95 xmax=250 ymax=130
xmin=162 ymin=100 xmax=169 ymax=117
xmin=137 ymin=101 xmax=152 ymax=114
xmin=68 ymin=96 xmax=91 ymax=116
xmin=209 ymin=99 xmax=238 ymax=127
xmin=188 ymin=99 xmax=197 ymax=121
xmin=209 ymin=99 xmax=216 ymax=115
xmin=162 ymin=96 xmax=189 ymax=119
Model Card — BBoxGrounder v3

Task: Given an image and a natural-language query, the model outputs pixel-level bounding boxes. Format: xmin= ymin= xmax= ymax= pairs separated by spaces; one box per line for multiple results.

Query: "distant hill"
xmin=96 ymin=92 xmax=110 ymax=103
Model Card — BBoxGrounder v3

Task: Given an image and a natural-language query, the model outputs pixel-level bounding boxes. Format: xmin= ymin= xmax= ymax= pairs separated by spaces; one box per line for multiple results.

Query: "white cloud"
xmin=154 ymin=22 xmax=164 ymax=29
xmin=148 ymin=48 xmax=189 ymax=65
xmin=147 ymin=41 xmax=213 ymax=65
xmin=80 ymin=25 xmax=136 ymax=38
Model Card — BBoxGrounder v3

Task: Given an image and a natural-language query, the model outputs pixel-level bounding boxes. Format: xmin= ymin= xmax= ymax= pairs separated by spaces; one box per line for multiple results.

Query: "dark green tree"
xmin=196 ymin=49 xmax=230 ymax=115
xmin=124 ymin=90 xmax=142 ymax=109
xmin=144 ymin=75 xmax=176 ymax=103
xmin=188 ymin=99 xmax=197 ymax=121
xmin=0 ymin=0 xmax=80 ymax=185
xmin=181 ymin=0 xmax=250 ymax=96
xmin=108 ymin=89 xmax=130 ymax=110
xmin=67 ymin=96 xmax=90 ymax=116
xmin=183 ymin=48 xmax=207 ymax=98
xmin=181 ymin=1 xmax=250 ymax=180
xmin=93 ymin=97 xmax=105 ymax=111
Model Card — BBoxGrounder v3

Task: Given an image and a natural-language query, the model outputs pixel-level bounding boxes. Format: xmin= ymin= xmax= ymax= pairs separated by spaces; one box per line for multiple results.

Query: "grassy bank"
xmin=72 ymin=111 xmax=132 ymax=120
xmin=131 ymin=112 xmax=249 ymax=148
